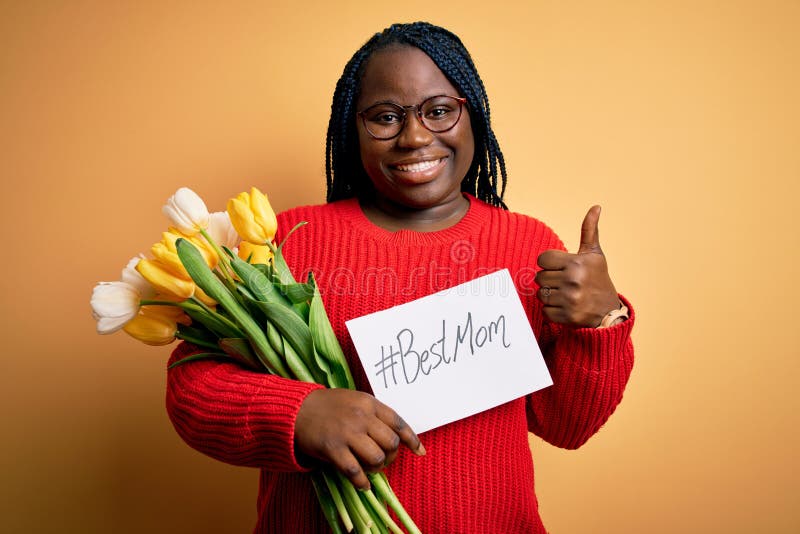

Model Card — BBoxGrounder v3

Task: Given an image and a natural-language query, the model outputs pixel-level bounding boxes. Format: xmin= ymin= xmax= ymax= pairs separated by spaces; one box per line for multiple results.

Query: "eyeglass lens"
xmin=360 ymin=95 xmax=464 ymax=140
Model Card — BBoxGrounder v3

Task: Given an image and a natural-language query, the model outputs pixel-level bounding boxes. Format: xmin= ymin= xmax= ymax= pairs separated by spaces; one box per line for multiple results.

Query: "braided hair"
xmin=325 ymin=22 xmax=508 ymax=209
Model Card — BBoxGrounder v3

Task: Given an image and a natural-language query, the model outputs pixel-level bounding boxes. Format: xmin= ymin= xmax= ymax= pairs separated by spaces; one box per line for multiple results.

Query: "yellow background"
xmin=2 ymin=1 xmax=798 ymax=532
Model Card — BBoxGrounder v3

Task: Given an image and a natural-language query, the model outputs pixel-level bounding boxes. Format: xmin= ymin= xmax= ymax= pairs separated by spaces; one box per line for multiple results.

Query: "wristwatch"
xmin=598 ymin=302 xmax=629 ymax=328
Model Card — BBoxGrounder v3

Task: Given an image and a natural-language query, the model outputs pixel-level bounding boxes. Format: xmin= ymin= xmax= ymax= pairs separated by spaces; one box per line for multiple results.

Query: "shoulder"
xmin=469 ymin=196 xmax=565 ymax=251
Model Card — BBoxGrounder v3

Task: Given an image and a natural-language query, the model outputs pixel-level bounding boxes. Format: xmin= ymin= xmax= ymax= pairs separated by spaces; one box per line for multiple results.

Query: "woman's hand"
xmin=295 ymin=388 xmax=425 ymax=490
xmin=535 ymin=206 xmax=621 ymax=327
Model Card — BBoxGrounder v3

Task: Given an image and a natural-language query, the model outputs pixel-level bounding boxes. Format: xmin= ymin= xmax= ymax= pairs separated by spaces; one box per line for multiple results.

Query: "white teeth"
xmin=395 ymin=159 xmax=442 ymax=172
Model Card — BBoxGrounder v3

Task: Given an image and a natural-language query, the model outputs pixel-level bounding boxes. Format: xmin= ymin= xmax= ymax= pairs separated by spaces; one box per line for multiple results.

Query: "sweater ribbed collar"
xmin=335 ymin=193 xmax=489 ymax=246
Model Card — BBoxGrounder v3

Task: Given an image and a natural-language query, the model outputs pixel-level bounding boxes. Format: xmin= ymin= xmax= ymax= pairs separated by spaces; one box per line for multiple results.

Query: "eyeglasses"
xmin=357 ymin=95 xmax=467 ymax=140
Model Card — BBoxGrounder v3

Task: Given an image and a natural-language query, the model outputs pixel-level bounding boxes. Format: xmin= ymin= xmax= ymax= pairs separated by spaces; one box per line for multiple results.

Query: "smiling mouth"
xmin=392 ymin=158 xmax=445 ymax=173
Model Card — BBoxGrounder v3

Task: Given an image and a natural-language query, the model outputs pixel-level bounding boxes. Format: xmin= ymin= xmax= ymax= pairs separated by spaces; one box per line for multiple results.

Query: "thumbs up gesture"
xmin=535 ymin=206 xmax=622 ymax=327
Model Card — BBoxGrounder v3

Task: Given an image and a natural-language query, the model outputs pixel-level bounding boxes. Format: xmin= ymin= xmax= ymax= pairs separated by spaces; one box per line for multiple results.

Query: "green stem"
xmin=337 ymin=473 xmax=374 ymax=532
xmin=311 ymin=471 xmax=346 ymax=534
xmin=370 ymin=473 xmax=421 ymax=534
xmin=139 ymin=299 xmax=182 ymax=307
xmin=361 ymin=488 xmax=402 ymax=534
xmin=323 ymin=470 xmax=354 ymax=532
xmin=200 ymin=228 xmax=236 ymax=284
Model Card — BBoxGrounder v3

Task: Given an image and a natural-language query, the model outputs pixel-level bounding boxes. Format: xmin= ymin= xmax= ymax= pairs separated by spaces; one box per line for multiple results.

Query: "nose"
xmin=396 ymin=111 xmax=434 ymax=148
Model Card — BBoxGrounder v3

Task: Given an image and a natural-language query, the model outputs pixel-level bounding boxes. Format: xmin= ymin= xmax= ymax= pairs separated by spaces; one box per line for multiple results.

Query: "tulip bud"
xmin=151 ymin=230 xmax=218 ymax=278
xmin=136 ymin=258 xmax=195 ymax=300
xmin=91 ymin=281 xmax=141 ymax=334
xmin=123 ymin=306 xmax=179 ymax=346
xmin=227 ymin=187 xmax=278 ymax=245
xmin=206 ymin=211 xmax=240 ymax=250
xmin=162 ymin=187 xmax=210 ymax=236
xmin=135 ymin=257 xmax=218 ymax=307
xmin=238 ymin=241 xmax=273 ymax=265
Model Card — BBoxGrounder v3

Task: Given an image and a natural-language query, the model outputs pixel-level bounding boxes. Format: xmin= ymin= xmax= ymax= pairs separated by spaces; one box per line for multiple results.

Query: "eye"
xmin=363 ymin=104 xmax=404 ymax=125
xmin=421 ymin=96 xmax=459 ymax=121
xmin=424 ymin=106 xmax=453 ymax=120
xmin=371 ymin=112 xmax=402 ymax=124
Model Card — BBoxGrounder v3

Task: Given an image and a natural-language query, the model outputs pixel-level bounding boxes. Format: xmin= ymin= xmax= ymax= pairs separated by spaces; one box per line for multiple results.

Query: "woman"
xmin=168 ymin=22 xmax=634 ymax=533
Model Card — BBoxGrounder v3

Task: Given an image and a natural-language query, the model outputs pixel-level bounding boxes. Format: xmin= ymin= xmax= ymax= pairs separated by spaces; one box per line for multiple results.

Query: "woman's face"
xmin=356 ymin=45 xmax=475 ymax=211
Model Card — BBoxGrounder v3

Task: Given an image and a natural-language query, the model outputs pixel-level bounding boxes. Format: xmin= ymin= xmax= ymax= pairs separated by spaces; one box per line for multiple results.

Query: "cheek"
xmin=358 ymin=137 xmax=381 ymax=173
xmin=456 ymin=120 xmax=476 ymax=170
xmin=357 ymin=131 xmax=389 ymax=185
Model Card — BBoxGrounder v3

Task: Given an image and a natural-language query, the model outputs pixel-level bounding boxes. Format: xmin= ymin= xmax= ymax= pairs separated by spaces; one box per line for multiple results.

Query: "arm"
xmin=527 ymin=206 xmax=635 ymax=448
xmin=165 ymin=341 xmax=324 ymax=471
xmin=527 ymin=298 xmax=635 ymax=449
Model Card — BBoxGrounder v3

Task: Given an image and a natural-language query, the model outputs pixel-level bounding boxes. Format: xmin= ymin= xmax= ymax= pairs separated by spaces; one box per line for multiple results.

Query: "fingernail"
xmin=416 ymin=443 xmax=426 ymax=456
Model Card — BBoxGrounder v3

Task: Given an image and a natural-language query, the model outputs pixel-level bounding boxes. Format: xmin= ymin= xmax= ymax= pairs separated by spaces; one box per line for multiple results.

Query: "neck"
xmin=360 ymin=194 xmax=470 ymax=232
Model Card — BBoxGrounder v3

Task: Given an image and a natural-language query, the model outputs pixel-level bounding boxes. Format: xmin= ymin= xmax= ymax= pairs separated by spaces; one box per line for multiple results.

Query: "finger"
xmin=537 ymin=285 xmax=559 ymax=305
xmin=329 ymin=447 xmax=370 ymax=490
xmin=578 ymin=205 xmax=602 ymax=254
xmin=541 ymin=305 xmax=567 ymax=324
xmin=350 ymin=435 xmax=388 ymax=474
xmin=367 ymin=423 xmax=401 ymax=466
xmin=534 ymin=269 xmax=563 ymax=289
xmin=375 ymin=402 xmax=425 ymax=456
xmin=537 ymin=249 xmax=571 ymax=270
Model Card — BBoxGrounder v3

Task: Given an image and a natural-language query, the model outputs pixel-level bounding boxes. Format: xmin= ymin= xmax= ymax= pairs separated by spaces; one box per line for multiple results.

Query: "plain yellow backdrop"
xmin=2 ymin=1 xmax=798 ymax=532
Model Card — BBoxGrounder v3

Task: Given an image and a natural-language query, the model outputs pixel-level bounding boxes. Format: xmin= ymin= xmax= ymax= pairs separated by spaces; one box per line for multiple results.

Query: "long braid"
xmin=326 ymin=22 xmax=508 ymax=209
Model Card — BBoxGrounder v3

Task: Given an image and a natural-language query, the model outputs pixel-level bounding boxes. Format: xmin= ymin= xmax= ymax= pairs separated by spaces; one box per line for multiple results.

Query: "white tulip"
xmin=121 ymin=255 xmax=157 ymax=299
xmin=91 ymin=281 xmax=141 ymax=334
xmin=205 ymin=211 xmax=240 ymax=250
xmin=162 ymin=187 xmax=209 ymax=236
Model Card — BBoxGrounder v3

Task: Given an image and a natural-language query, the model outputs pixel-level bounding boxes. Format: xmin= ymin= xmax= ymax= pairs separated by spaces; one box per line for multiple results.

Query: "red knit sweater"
xmin=166 ymin=195 xmax=635 ymax=533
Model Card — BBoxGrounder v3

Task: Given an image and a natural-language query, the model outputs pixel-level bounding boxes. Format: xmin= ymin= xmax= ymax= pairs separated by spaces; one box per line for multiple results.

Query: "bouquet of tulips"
xmin=91 ymin=187 xmax=421 ymax=534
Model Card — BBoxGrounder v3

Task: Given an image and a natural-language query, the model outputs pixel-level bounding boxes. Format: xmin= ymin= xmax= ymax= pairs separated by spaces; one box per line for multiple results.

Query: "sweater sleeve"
xmin=165 ymin=341 xmax=325 ymax=470
xmin=526 ymin=295 xmax=635 ymax=449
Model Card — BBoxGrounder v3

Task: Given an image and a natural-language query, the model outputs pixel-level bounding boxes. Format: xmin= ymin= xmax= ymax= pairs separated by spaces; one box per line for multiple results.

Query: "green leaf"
xmin=265 ymin=322 xmax=285 ymax=357
xmin=183 ymin=306 xmax=242 ymax=339
xmin=228 ymin=253 xmax=292 ymax=307
xmin=167 ymin=352 xmax=229 ymax=369
xmin=254 ymin=262 xmax=271 ymax=277
xmin=279 ymin=282 xmax=315 ymax=304
xmin=176 ymin=323 xmax=220 ymax=350
xmin=218 ymin=338 xmax=261 ymax=370
xmin=308 ymin=273 xmax=355 ymax=389
xmin=245 ymin=297 xmax=314 ymax=364
xmin=282 ymin=337 xmax=317 ymax=383
xmin=235 ymin=281 xmax=257 ymax=302
xmin=269 ymin=241 xmax=299 ymax=286
xmin=176 ymin=238 xmax=290 ymax=378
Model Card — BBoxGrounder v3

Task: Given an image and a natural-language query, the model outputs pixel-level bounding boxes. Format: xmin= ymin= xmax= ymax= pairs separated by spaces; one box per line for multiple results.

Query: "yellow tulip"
xmin=136 ymin=258 xmax=195 ymax=299
xmin=146 ymin=303 xmax=192 ymax=326
xmin=193 ymin=286 xmax=217 ymax=307
xmin=135 ymin=258 xmax=219 ymax=308
xmin=123 ymin=306 xmax=179 ymax=346
xmin=238 ymin=241 xmax=273 ymax=265
xmin=151 ymin=230 xmax=218 ymax=278
xmin=227 ymin=187 xmax=278 ymax=245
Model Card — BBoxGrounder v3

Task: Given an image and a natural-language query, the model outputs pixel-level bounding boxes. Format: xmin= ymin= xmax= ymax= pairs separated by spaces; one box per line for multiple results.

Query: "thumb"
xmin=578 ymin=205 xmax=602 ymax=254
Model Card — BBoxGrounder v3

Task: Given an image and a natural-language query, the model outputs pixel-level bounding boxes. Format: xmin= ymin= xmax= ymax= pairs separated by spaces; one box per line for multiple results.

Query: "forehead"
xmin=357 ymin=45 xmax=460 ymax=107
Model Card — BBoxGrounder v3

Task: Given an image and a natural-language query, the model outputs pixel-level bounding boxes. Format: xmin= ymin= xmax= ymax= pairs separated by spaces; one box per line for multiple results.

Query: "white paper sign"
xmin=345 ymin=269 xmax=552 ymax=434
